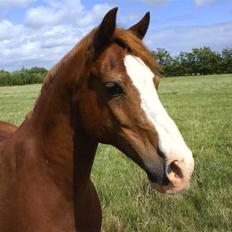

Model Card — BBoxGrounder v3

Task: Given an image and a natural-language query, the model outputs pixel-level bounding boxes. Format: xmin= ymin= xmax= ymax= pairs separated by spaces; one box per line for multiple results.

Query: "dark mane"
xmin=42 ymin=32 xmax=92 ymax=89
xmin=42 ymin=27 xmax=159 ymax=90
xmin=32 ymin=27 xmax=160 ymax=115
xmin=33 ymin=31 xmax=94 ymax=112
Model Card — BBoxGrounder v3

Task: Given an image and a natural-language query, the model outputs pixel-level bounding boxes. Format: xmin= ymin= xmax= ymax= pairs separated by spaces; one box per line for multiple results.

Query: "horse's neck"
xmin=30 ymin=47 xmax=78 ymax=174
xmin=30 ymin=83 xmax=98 ymax=193
xmin=11 ymin=104 xmax=99 ymax=230
xmin=24 ymin=48 xmax=102 ymax=229
xmin=0 ymin=117 xmax=98 ymax=231
xmin=40 ymin=113 xmax=100 ymax=230
xmin=28 ymin=54 xmax=98 ymax=198
xmin=32 ymin=42 xmax=85 ymax=130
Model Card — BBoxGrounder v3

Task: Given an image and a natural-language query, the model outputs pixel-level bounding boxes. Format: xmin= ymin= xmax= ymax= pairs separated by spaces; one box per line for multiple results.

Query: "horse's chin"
xmin=149 ymin=181 xmax=190 ymax=195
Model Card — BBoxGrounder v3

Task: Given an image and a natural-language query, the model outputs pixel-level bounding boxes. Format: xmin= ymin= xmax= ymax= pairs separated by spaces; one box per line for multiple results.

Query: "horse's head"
xmin=75 ymin=8 xmax=194 ymax=194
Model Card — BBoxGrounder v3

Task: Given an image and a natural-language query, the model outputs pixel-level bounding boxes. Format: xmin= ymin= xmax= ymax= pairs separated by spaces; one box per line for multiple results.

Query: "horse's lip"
xmin=147 ymin=172 xmax=158 ymax=183
xmin=146 ymin=170 xmax=170 ymax=186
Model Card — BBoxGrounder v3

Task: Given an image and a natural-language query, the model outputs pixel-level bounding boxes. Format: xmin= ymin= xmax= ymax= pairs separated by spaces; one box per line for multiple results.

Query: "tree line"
xmin=152 ymin=47 xmax=232 ymax=76
xmin=0 ymin=67 xmax=47 ymax=86
xmin=0 ymin=47 xmax=231 ymax=86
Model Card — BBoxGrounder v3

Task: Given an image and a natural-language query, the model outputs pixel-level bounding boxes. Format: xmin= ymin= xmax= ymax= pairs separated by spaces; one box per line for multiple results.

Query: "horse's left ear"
xmin=129 ymin=12 xmax=150 ymax=39
xmin=93 ymin=7 xmax=118 ymax=51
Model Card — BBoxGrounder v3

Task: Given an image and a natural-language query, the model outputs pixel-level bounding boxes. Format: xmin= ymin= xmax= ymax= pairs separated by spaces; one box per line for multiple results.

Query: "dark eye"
xmin=104 ymin=81 xmax=124 ymax=97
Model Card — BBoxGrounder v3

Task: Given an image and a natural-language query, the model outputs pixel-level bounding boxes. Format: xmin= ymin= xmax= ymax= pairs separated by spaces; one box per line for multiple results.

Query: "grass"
xmin=0 ymin=74 xmax=232 ymax=231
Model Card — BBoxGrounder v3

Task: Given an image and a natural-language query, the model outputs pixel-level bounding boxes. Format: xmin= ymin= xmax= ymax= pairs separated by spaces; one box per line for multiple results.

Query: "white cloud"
xmin=77 ymin=4 xmax=112 ymax=27
xmin=0 ymin=27 xmax=70 ymax=70
xmin=0 ymin=20 xmax=24 ymax=40
xmin=0 ymin=20 xmax=86 ymax=70
xmin=25 ymin=0 xmax=83 ymax=27
xmin=0 ymin=1 xmax=113 ymax=71
xmin=195 ymin=0 xmax=225 ymax=6
xmin=127 ymin=0 xmax=169 ymax=6
xmin=25 ymin=0 xmax=111 ymax=28
xmin=138 ymin=0 xmax=168 ymax=5
xmin=0 ymin=0 xmax=34 ymax=7
xmin=25 ymin=6 xmax=63 ymax=27
xmin=148 ymin=21 xmax=232 ymax=54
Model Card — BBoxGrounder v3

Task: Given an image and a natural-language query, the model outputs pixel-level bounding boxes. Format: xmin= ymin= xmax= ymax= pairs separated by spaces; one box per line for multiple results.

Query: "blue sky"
xmin=0 ymin=0 xmax=231 ymax=71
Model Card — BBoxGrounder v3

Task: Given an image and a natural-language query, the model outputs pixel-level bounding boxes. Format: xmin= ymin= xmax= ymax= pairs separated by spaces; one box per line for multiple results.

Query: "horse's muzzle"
xmin=147 ymin=154 xmax=194 ymax=194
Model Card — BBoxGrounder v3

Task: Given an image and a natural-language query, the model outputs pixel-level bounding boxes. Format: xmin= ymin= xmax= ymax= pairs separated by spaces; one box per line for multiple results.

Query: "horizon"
xmin=0 ymin=0 xmax=231 ymax=71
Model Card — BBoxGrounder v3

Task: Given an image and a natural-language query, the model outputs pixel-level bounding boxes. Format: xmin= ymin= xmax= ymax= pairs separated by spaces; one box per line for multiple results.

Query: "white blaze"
xmin=124 ymin=55 xmax=193 ymax=166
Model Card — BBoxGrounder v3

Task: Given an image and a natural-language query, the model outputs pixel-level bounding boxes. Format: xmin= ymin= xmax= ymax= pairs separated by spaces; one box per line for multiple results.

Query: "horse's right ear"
xmin=92 ymin=7 xmax=118 ymax=52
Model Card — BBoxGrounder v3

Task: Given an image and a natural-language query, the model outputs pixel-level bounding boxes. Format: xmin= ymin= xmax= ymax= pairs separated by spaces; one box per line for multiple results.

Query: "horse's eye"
xmin=104 ymin=82 xmax=124 ymax=97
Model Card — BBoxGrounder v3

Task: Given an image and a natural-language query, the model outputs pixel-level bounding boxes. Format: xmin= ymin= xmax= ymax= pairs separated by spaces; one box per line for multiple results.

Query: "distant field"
xmin=0 ymin=74 xmax=232 ymax=232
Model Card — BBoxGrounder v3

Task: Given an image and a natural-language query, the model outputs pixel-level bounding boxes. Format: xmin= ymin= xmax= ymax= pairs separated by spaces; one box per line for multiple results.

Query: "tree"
xmin=221 ymin=48 xmax=232 ymax=73
xmin=191 ymin=47 xmax=221 ymax=75
xmin=29 ymin=67 xmax=47 ymax=76
xmin=0 ymin=70 xmax=11 ymax=86
xmin=152 ymin=48 xmax=172 ymax=65
xmin=152 ymin=48 xmax=177 ymax=76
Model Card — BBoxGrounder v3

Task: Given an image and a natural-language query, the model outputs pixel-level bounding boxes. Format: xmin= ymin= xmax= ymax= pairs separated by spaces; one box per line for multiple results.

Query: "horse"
xmin=0 ymin=112 xmax=32 ymax=142
xmin=0 ymin=121 xmax=17 ymax=141
xmin=0 ymin=8 xmax=194 ymax=232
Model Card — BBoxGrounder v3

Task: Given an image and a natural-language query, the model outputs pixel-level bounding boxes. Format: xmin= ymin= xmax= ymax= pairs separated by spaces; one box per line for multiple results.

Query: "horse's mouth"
xmin=147 ymin=168 xmax=191 ymax=195
xmin=146 ymin=169 xmax=186 ymax=195
xmin=147 ymin=173 xmax=176 ymax=195
xmin=146 ymin=171 xmax=170 ymax=186
xmin=147 ymin=172 xmax=158 ymax=183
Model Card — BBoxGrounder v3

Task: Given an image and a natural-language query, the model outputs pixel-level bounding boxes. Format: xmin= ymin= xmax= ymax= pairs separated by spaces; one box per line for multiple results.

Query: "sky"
xmin=0 ymin=0 xmax=231 ymax=71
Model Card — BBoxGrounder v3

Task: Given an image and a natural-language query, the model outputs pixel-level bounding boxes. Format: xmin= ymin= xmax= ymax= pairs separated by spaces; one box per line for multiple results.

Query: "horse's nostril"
xmin=166 ymin=160 xmax=184 ymax=185
xmin=169 ymin=161 xmax=184 ymax=178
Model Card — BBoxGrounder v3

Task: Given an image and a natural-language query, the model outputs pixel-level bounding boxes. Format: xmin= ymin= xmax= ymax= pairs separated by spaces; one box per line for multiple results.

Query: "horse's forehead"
xmin=99 ymin=44 xmax=150 ymax=75
xmin=97 ymin=44 xmax=126 ymax=75
xmin=123 ymin=55 xmax=156 ymax=89
xmin=124 ymin=55 xmax=154 ymax=77
xmin=101 ymin=44 xmax=125 ymax=63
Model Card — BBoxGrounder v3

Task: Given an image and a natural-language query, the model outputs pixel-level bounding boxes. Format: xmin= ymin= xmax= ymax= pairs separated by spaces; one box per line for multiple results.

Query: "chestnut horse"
xmin=0 ymin=121 xmax=17 ymax=141
xmin=0 ymin=8 xmax=194 ymax=232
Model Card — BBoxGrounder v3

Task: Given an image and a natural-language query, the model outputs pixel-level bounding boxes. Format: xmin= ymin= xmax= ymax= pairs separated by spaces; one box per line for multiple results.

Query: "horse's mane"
xmin=42 ymin=27 xmax=159 ymax=89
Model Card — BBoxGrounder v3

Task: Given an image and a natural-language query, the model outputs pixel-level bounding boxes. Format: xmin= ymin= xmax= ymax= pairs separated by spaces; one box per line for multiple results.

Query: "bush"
xmin=0 ymin=67 xmax=47 ymax=86
xmin=0 ymin=70 xmax=11 ymax=86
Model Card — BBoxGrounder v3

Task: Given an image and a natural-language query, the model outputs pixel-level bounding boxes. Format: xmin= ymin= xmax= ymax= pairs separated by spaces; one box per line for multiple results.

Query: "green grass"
xmin=0 ymin=74 xmax=232 ymax=232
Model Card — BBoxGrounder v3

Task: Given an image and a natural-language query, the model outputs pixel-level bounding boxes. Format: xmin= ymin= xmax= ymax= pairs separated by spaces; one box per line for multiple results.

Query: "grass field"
xmin=0 ymin=74 xmax=232 ymax=231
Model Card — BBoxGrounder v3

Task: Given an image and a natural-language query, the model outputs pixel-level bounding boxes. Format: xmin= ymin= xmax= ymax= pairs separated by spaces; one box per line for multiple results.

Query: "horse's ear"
xmin=93 ymin=7 xmax=118 ymax=51
xmin=129 ymin=12 xmax=150 ymax=39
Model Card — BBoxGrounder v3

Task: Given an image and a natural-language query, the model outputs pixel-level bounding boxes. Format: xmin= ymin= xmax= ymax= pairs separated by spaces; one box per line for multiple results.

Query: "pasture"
xmin=0 ymin=74 xmax=231 ymax=232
